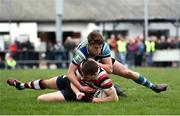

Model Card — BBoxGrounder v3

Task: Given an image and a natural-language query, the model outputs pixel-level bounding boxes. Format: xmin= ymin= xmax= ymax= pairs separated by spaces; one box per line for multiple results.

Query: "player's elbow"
xmin=110 ymin=94 xmax=119 ymax=102
xmin=67 ymin=73 xmax=71 ymax=79
xmin=107 ymin=95 xmax=119 ymax=102
xmin=67 ymin=71 xmax=74 ymax=79
xmin=114 ymin=95 xmax=119 ymax=102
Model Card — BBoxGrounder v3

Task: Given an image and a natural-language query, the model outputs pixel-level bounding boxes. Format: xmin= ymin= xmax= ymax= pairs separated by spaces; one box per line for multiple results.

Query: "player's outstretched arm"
xmin=70 ymin=83 xmax=85 ymax=100
xmin=67 ymin=63 xmax=93 ymax=92
xmin=67 ymin=63 xmax=82 ymax=89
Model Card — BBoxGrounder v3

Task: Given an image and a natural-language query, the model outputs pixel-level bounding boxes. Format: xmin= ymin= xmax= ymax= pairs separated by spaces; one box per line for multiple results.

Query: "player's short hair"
xmin=87 ymin=31 xmax=104 ymax=45
xmin=81 ymin=59 xmax=98 ymax=76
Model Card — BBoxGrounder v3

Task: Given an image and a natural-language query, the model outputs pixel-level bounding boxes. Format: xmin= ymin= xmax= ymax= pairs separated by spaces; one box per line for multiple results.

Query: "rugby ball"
xmin=94 ymin=89 xmax=107 ymax=98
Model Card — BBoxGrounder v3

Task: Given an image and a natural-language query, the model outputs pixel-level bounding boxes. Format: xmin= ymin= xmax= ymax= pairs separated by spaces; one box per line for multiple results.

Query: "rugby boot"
xmin=151 ymin=84 xmax=168 ymax=93
xmin=114 ymin=84 xmax=127 ymax=97
xmin=7 ymin=78 xmax=24 ymax=90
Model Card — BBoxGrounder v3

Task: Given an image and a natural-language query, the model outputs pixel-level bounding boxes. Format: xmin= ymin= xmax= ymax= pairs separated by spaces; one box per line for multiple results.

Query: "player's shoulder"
xmin=103 ymin=42 xmax=110 ymax=49
xmin=96 ymin=67 xmax=113 ymax=90
xmin=75 ymin=40 xmax=88 ymax=56
xmin=76 ymin=40 xmax=88 ymax=50
xmin=97 ymin=67 xmax=109 ymax=79
xmin=72 ymin=40 xmax=88 ymax=65
xmin=101 ymin=42 xmax=111 ymax=55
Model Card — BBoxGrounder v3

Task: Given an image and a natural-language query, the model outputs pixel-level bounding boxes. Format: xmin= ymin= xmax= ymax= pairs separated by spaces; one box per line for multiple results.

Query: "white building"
xmin=0 ymin=0 xmax=179 ymax=51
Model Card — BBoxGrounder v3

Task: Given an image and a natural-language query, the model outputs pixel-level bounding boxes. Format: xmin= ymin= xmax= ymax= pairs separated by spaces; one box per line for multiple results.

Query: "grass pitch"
xmin=0 ymin=68 xmax=180 ymax=115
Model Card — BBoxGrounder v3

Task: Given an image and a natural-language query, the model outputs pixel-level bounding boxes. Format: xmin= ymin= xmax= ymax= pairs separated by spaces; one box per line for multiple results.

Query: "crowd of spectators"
xmin=0 ymin=36 xmax=80 ymax=69
xmin=107 ymin=34 xmax=180 ymax=68
xmin=0 ymin=34 xmax=179 ymax=69
xmin=0 ymin=38 xmax=38 ymax=69
xmin=45 ymin=36 xmax=80 ymax=69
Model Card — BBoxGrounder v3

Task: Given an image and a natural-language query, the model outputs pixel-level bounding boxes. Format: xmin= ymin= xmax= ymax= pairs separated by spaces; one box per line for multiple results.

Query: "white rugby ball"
xmin=94 ymin=89 xmax=107 ymax=98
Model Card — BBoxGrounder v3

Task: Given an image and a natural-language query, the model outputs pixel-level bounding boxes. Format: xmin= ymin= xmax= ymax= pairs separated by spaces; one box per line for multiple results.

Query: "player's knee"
xmin=42 ymin=80 xmax=49 ymax=88
xmin=124 ymin=69 xmax=139 ymax=80
xmin=122 ymin=69 xmax=134 ymax=78
xmin=122 ymin=69 xmax=131 ymax=77
xmin=42 ymin=77 xmax=58 ymax=89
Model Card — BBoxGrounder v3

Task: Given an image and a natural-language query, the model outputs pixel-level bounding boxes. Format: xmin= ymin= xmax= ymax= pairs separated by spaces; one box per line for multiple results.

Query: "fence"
xmin=152 ymin=49 xmax=180 ymax=67
xmin=0 ymin=49 xmax=180 ymax=69
xmin=0 ymin=51 xmax=71 ymax=69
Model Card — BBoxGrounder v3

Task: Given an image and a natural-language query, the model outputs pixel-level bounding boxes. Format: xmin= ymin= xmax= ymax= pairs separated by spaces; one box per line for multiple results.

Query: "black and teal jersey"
xmin=72 ymin=40 xmax=111 ymax=66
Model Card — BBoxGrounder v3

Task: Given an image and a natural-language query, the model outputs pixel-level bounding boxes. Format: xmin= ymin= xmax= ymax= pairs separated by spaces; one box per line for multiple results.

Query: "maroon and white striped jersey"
xmin=75 ymin=67 xmax=113 ymax=91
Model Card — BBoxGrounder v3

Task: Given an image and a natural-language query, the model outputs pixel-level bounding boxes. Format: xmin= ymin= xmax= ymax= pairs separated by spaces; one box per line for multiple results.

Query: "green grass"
xmin=0 ymin=68 xmax=180 ymax=115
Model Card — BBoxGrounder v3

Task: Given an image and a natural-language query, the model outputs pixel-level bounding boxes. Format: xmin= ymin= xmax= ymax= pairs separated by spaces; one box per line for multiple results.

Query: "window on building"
xmin=149 ymin=30 xmax=169 ymax=39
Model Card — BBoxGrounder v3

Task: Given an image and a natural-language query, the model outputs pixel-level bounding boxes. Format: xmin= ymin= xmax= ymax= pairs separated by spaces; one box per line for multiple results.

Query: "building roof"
xmin=0 ymin=0 xmax=179 ymax=22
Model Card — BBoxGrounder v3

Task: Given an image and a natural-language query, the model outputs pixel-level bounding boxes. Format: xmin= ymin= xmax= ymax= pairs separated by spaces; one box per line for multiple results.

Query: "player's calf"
xmin=135 ymin=75 xmax=168 ymax=93
xmin=7 ymin=78 xmax=46 ymax=90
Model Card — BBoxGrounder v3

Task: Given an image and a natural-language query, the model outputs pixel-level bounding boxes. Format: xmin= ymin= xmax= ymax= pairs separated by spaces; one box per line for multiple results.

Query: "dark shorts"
xmin=56 ymin=75 xmax=78 ymax=101
xmin=112 ymin=58 xmax=116 ymax=64
xmin=99 ymin=58 xmax=116 ymax=65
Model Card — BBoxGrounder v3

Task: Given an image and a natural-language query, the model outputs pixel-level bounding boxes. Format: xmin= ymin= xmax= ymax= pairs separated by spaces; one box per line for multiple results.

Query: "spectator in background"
xmin=177 ymin=37 xmax=180 ymax=48
xmin=145 ymin=36 xmax=156 ymax=66
xmin=27 ymin=40 xmax=35 ymax=68
xmin=155 ymin=36 xmax=168 ymax=50
xmin=64 ymin=36 xmax=80 ymax=51
xmin=63 ymin=36 xmax=81 ymax=65
xmin=0 ymin=55 xmax=5 ymax=69
xmin=166 ymin=37 xmax=176 ymax=49
xmin=14 ymin=39 xmax=21 ymax=62
xmin=8 ymin=41 xmax=17 ymax=59
xmin=160 ymin=36 xmax=168 ymax=49
xmin=5 ymin=53 xmax=17 ymax=69
xmin=106 ymin=34 xmax=117 ymax=59
xmin=155 ymin=38 xmax=163 ymax=50
xmin=117 ymin=35 xmax=127 ymax=66
xmin=126 ymin=38 xmax=138 ymax=68
xmin=46 ymin=41 xmax=55 ymax=69
xmin=19 ymin=38 xmax=35 ymax=68
xmin=54 ymin=41 xmax=64 ymax=68
xmin=135 ymin=35 xmax=145 ymax=66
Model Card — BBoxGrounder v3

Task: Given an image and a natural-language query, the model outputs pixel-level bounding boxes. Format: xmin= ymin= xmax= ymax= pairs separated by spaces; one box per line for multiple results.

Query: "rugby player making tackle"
xmin=67 ymin=31 xmax=167 ymax=93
